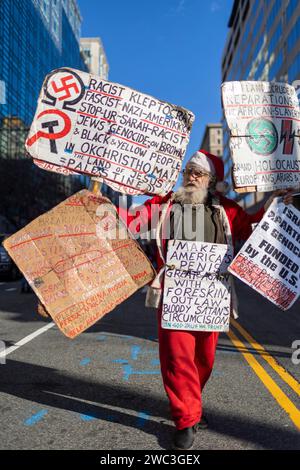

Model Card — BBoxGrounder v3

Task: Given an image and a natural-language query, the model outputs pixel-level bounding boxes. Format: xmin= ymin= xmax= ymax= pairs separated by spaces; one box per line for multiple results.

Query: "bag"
xmin=145 ymin=285 xmax=162 ymax=308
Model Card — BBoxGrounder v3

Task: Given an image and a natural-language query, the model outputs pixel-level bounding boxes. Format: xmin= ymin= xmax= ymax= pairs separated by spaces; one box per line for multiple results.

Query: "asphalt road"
xmin=0 ymin=277 xmax=299 ymax=450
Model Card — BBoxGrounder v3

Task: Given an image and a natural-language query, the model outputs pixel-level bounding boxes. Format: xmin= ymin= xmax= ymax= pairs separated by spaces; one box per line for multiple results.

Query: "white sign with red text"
xmin=25 ymin=68 xmax=194 ymax=196
xmin=222 ymin=81 xmax=300 ymax=192
xmin=229 ymin=199 xmax=300 ymax=310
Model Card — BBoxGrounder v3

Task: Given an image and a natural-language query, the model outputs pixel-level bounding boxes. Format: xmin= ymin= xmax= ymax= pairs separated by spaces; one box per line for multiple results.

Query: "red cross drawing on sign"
xmin=51 ymin=74 xmax=80 ymax=101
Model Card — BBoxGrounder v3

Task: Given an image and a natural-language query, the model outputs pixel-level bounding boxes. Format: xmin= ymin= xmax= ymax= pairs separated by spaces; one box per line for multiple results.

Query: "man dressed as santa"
xmin=119 ymin=149 xmax=292 ymax=450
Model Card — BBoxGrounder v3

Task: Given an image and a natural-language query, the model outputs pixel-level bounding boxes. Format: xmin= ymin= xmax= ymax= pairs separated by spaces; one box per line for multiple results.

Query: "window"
xmin=41 ymin=0 xmax=50 ymax=22
xmin=84 ymin=47 xmax=91 ymax=58
xmin=0 ymin=80 xmax=6 ymax=104
xmin=242 ymin=0 xmax=250 ymax=22
xmin=269 ymin=51 xmax=283 ymax=79
xmin=252 ymin=7 xmax=263 ymax=38
xmin=288 ymin=53 xmax=300 ymax=82
xmin=287 ymin=17 xmax=300 ymax=52
xmin=269 ymin=22 xmax=282 ymax=54
xmin=266 ymin=0 xmax=281 ymax=33
xmin=52 ymin=15 xmax=59 ymax=40
xmin=287 ymin=0 xmax=298 ymax=23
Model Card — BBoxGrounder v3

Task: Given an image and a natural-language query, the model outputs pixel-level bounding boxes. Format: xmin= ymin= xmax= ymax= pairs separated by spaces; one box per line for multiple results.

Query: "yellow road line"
xmin=231 ymin=318 xmax=300 ymax=397
xmin=227 ymin=328 xmax=300 ymax=430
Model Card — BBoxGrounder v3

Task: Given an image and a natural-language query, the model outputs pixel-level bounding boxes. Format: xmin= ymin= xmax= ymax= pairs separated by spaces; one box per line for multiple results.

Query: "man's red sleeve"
xmin=224 ymin=197 xmax=265 ymax=242
xmin=117 ymin=195 xmax=162 ymax=237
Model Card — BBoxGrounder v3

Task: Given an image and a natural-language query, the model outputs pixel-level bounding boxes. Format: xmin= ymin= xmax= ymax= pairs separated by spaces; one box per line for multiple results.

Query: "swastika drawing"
xmin=51 ymin=75 xmax=80 ymax=101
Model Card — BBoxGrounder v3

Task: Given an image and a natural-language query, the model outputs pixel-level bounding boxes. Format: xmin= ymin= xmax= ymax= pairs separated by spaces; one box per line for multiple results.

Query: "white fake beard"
xmin=172 ymin=185 xmax=209 ymax=205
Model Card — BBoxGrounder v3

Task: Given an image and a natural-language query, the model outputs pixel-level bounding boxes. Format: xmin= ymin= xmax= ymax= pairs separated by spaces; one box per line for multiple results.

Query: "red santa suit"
xmin=118 ymin=150 xmax=265 ymax=430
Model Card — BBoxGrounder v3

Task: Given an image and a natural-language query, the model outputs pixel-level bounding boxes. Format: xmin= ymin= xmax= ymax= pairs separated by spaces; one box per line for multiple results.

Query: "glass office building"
xmin=0 ymin=0 xmax=88 ymax=227
xmin=222 ymin=0 xmax=300 ymax=208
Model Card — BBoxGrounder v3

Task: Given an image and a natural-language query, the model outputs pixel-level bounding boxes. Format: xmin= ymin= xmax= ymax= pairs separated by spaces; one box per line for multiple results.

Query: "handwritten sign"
xmin=3 ymin=190 xmax=155 ymax=338
xmin=25 ymin=67 xmax=194 ymax=196
xmin=162 ymin=240 xmax=233 ymax=332
xmin=33 ymin=159 xmax=78 ymax=175
xmin=229 ymin=199 xmax=300 ymax=310
xmin=222 ymin=81 xmax=300 ymax=192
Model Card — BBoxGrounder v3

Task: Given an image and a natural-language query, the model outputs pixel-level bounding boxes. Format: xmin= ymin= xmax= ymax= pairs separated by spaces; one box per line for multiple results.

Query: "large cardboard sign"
xmin=3 ymin=190 xmax=155 ymax=338
xmin=222 ymin=81 xmax=300 ymax=193
xmin=228 ymin=199 xmax=300 ymax=310
xmin=162 ymin=240 xmax=233 ymax=332
xmin=25 ymin=67 xmax=194 ymax=196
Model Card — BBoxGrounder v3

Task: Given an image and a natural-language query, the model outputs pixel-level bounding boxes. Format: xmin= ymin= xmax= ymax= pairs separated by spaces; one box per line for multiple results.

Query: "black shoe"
xmin=196 ymin=414 xmax=208 ymax=430
xmin=172 ymin=424 xmax=198 ymax=450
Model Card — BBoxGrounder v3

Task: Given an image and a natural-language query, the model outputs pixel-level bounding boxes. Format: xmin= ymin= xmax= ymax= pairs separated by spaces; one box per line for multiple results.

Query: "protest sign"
xmin=222 ymin=81 xmax=300 ymax=192
xmin=25 ymin=67 xmax=194 ymax=196
xmin=162 ymin=240 xmax=233 ymax=332
xmin=228 ymin=199 xmax=300 ymax=310
xmin=3 ymin=190 xmax=155 ymax=338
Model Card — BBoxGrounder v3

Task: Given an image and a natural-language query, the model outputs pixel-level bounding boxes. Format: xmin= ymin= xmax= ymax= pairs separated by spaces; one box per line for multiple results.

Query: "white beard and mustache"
xmin=172 ymin=185 xmax=209 ymax=205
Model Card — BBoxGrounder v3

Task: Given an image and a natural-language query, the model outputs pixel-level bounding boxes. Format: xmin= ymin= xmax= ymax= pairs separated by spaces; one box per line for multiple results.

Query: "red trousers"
xmin=157 ymin=307 xmax=219 ymax=430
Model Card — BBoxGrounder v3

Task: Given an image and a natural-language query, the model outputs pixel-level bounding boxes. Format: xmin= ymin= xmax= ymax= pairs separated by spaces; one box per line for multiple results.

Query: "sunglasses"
xmin=182 ymin=168 xmax=209 ymax=178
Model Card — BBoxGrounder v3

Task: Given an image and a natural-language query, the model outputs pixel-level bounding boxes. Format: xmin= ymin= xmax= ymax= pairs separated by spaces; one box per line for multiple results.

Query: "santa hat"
xmin=187 ymin=149 xmax=228 ymax=193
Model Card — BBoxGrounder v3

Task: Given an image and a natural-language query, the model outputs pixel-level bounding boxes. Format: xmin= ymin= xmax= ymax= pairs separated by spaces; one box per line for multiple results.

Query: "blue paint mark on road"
xmin=24 ymin=409 xmax=48 ymax=426
xmin=80 ymin=412 xmax=116 ymax=422
xmin=80 ymin=358 xmax=91 ymax=366
xmin=122 ymin=364 xmax=160 ymax=381
xmin=123 ymin=364 xmax=133 ymax=380
xmin=150 ymin=359 xmax=160 ymax=366
xmin=132 ymin=369 xmax=160 ymax=376
xmin=136 ymin=411 xmax=150 ymax=428
xmin=112 ymin=359 xmax=128 ymax=364
xmin=130 ymin=346 xmax=157 ymax=360
xmin=80 ymin=414 xmax=96 ymax=421
xmin=142 ymin=349 xmax=158 ymax=355
xmin=131 ymin=345 xmax=141 ymax=360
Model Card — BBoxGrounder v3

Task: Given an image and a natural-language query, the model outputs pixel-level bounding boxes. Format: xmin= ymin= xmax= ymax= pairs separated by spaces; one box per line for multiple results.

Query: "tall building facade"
xmin=0 ymin=0 xmax=88 ymax=227
xmin=200 ymin=123 xmax=223 ymax=156
xmin=221 ymin=0 xmax=300 ymax=208
xmin=80 ymin=37 xmax=109 ymax=79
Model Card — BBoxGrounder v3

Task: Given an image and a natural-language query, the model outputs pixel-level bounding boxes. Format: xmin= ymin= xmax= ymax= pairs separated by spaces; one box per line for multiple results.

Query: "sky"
xmin=78 ymin=0 xmax=232 ymax=194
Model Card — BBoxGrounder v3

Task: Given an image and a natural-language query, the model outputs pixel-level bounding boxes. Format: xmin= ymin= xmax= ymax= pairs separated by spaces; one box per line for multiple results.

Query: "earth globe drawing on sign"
xmin=245 ymin=118 xmax=278 ymax=156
